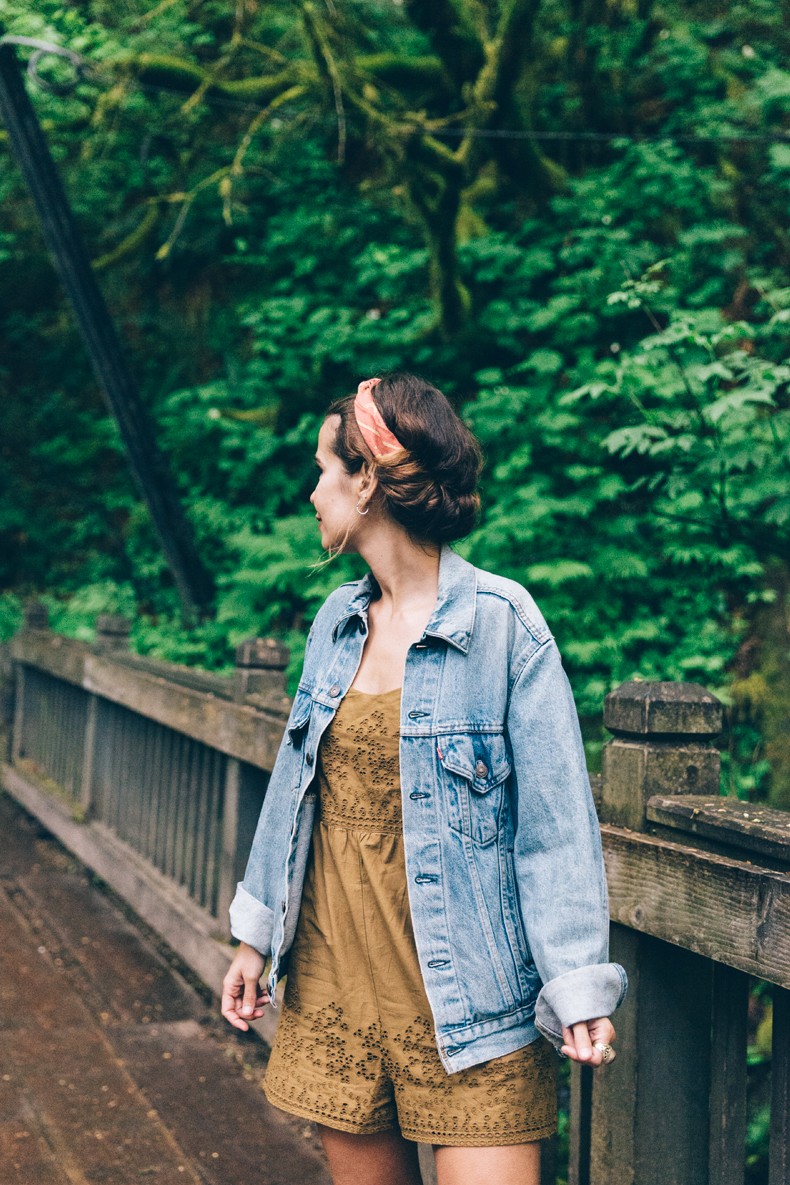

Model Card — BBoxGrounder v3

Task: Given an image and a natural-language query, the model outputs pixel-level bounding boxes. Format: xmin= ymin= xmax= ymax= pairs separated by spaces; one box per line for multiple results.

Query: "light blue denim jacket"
xmin=230 ymin=546 xmax=627 ymax=1073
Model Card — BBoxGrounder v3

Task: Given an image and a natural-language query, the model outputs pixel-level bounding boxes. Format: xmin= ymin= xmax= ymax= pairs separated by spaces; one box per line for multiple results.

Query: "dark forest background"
xmin=1 ymin=0 xmax=789 ymax=804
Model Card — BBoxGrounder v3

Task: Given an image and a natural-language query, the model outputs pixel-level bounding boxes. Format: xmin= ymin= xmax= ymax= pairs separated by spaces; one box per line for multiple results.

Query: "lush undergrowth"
xmin=1 ymin=0 xmax=789 ymax=801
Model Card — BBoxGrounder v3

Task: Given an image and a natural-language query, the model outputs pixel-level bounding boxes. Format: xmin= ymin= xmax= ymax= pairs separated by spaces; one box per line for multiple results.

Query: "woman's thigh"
xmin=317 ymin=1125 xmax=424 ymax=1185
xmin=433 ymin=1140 xmax=541 ymax=1185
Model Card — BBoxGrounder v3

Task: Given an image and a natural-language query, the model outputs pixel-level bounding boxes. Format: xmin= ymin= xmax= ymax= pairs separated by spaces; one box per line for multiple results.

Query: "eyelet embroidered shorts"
xmin=262 ymin=689 xmax=558 ymax=1146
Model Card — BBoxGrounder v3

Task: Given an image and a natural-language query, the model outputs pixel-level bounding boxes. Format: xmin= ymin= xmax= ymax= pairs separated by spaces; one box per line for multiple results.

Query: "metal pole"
xmin=0 ymin=38 xmax=215 ymax=623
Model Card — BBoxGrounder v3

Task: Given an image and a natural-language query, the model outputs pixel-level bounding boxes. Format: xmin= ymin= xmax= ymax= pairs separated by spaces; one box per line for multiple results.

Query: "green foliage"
xmin=2 ymin=0 xmax=790 ymax=806
xmin=567 ymin=281 xmax=790 ymax=566
xmin=44 ymin=580 xmax=137 ymax=643
xmin=0 ymin=593 xmax=23 ymax=643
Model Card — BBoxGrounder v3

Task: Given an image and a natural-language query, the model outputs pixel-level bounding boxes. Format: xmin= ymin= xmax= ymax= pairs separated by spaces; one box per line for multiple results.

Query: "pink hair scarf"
xmin=354 ymin=378 xmax=404 ymax=458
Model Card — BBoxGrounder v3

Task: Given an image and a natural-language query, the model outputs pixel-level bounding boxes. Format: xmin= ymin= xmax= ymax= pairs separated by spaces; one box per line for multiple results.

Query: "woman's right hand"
xmin=221 ymin=942 xmax=269 ymax=1031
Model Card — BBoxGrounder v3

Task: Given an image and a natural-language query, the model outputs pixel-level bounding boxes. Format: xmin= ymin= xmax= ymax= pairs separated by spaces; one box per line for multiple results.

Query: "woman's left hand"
xmin=561 ymin=1016 xmax=616 ymax=1066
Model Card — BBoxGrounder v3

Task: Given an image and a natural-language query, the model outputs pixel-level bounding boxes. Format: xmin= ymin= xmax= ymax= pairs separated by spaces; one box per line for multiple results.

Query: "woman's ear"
xmin=357 ymin=461 xmax=379 ymax=504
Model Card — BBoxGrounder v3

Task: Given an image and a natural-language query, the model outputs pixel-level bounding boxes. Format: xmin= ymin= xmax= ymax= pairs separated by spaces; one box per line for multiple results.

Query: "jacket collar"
xmin=331 ymin=545 xmax=477 ymax=654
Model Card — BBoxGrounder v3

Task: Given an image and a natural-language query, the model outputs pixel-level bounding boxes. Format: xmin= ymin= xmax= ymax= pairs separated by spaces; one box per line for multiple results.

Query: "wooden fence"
xmin=1 ymin=604 xmax=290 ymax=1037
xmin=2 ymin=603 xmax=789 ymax=1184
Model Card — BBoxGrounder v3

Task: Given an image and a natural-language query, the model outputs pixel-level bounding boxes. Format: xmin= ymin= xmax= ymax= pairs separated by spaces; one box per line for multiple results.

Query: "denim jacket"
xmin=230 ymin=546 xmax=627 ymax=1073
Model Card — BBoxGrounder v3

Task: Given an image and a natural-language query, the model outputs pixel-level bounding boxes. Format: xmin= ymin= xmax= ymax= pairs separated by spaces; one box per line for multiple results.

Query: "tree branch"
xmin=301 ymin=2 xmax=346 ymax=162
xmin=459 ymin=0 xmax=560 ymax=195
xmin=407 ymin=166 xmax=470 ymax=337
xmin=402 ymin=0 xmax=484 ymax=93
xmin=124 ymin=53 xmax=303 ymax=105
xmin=492 ymin=0 xmax=543 ymax=99
xmin=343 ymin=87 xmax=465 ymax=176
xmin=356 ymin=52 xmax=450 ymax=90
xmin=221 ymin=84 xmax=307 ymax=223
xmin=92 ymin=200 xmax=161 ymax=271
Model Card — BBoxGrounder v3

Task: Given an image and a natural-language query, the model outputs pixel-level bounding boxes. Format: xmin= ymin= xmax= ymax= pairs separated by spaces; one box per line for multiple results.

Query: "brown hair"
xmin=326 ymin=373 xmax=482 ymax=544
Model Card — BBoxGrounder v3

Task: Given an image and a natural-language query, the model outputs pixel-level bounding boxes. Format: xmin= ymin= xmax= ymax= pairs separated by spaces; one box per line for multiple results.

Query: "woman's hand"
xmin=221 ymin=942 xmax=269 ymax=1031
xmin=561 ymin=1016 xmax=616 ymax=1066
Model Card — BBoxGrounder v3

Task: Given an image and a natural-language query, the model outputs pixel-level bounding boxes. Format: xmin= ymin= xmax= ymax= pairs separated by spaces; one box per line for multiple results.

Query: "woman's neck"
xmin=358 ymin=528 xmax=441 ymax=618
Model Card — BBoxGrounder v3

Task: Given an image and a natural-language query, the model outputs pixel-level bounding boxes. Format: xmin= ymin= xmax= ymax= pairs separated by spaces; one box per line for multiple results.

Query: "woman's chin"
xmin=318 ymin=527 xmax=340 ymax=553
xmin=320 ymin=531 xmax=356 ymax=557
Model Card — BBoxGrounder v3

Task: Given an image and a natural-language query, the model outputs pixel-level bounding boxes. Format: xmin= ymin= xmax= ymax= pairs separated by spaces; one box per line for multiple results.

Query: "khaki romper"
xmin=263 ymin=687 xmax=557 ymax=1146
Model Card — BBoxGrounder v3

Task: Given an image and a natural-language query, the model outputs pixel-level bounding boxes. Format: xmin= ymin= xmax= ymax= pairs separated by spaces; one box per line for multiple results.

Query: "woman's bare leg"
xmin=318 ymin=1126 xmax=423 ymax=1185
xmin=433 ymin=1141 xmax=541 ymax=1185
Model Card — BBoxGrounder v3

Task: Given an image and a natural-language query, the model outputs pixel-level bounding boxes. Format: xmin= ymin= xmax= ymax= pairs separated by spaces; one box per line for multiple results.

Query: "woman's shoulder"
xmin=472 ymin=563 xmax=553 ymax=647
xmin=306 ymin=575 xmax=368 ymax=639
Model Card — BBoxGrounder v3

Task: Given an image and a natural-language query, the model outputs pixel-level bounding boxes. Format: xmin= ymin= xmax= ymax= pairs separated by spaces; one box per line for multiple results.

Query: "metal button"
xmin=329 ymin=684 xmax=341 ymax=697
xmin=410 ymin=791 xmax=429 ymax=800
xmin=305 ymin=751 xmax=314 ymax=766
xmin=475 ymin=760 xmax=488 ymax=778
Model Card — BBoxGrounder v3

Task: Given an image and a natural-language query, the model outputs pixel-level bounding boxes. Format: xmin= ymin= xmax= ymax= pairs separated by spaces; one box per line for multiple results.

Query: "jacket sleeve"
xmin=506 ymin=636 xmax=627 ymax=1047
xmin=228 ymin=621 xmax=318 ymax=955
xmin=229 ymin=884 xmax=275 ymax=956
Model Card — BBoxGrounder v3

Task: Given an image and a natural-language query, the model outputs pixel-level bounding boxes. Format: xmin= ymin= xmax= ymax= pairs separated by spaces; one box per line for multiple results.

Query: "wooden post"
xmin=94 ymin=613 xmax=131 ymax=654
xmin=568 ymin=1062 xmax=593 ymax=1185
xmin=586 ymin=680 xmax=724 ymax=1185
xmin=0 ymin=641 xmax=14 ymax=765
xmin=11 ymin=601 xmax=50 ymax=765
xmin=769 ymin=987 xmax=790 ymax=1185
xmin=217 ymin=639 xmax=289 ymax=938
xmin=23 ymin=600 xmax=49 ymax=632
xmin=233 ymin=637 xmax=289 ymax=703
xmin=10 ymin=657 xmax=26 ymax=767
xmin=80 ymin=615 xmax=130 ymax=819
xmin=81 ymin=615 xmax=131 ymax=819
xmin=709 ymin=964 xmax=749 ymax=1185
xmin=600 ymin=680 xmax=723 ymax=830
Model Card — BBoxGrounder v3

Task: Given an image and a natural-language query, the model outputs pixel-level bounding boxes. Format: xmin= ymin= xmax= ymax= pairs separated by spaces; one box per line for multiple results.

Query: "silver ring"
xmin=594 ymin=1041 xmax=616 ymax=1064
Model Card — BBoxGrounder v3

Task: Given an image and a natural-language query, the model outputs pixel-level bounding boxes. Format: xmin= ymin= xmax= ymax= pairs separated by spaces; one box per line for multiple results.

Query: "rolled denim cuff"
xmin=535 ymin=962 xmax=628 ymax=1048
xmin=228 ymin=883 xmax=275 ymax=955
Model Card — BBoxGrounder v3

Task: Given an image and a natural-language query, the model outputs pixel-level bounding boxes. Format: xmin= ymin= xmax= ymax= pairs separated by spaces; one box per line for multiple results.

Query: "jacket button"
xmin=475 ymin=760 xmax=488 ymax=778
xmin=281 ymin=901 xmax=287 ymax=913
xmin=329 ymin=684 xmax=341 ymax=697
xmin=305 ymin=751 xmax=314 ymax=766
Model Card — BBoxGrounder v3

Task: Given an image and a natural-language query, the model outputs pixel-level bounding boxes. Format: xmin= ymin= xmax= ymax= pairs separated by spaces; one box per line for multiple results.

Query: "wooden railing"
xmin=2 ymin=604 xmax=789 ymax=1184
xmin=584 ymin=682 xmax=790 ymax=1185
xmin=2 ymin=603 xmax=290 ymax=1032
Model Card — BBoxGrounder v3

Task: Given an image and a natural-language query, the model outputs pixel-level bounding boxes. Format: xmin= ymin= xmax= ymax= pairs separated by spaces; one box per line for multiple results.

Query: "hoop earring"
xmin=356 ymin=499 xmax=370 ymax=516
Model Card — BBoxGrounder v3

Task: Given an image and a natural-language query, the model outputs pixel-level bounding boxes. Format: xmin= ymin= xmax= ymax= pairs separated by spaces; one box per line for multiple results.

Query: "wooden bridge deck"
xmin=0 ymin=791 xmax=330 ymax=1185
xmin=5 ymin=614 xmax=790 ymax=1183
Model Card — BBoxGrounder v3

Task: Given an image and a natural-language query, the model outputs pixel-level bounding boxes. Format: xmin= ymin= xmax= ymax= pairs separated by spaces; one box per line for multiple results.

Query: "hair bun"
xmin=327 ymin=372 xmax=482 ymax=545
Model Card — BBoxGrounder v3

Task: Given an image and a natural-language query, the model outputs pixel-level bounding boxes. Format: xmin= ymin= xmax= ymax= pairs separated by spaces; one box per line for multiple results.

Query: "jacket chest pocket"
xmin=286 ymin=690 xmax=317 ymax=788
xmin=437 ymin=733 xmax=511 ymax=847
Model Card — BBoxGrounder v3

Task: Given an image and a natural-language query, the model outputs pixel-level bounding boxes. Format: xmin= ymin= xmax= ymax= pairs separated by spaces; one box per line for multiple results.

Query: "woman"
xmin=222 ymin=373 xmax=626 ymax=1185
